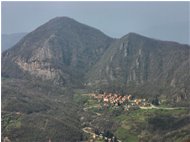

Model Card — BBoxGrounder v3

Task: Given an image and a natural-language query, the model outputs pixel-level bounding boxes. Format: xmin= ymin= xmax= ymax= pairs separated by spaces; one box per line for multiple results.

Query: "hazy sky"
xmin=2 ymin=1 xmax=190 ymax=44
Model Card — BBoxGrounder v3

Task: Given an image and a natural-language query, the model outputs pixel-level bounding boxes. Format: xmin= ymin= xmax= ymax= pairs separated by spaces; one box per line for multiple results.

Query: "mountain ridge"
xmin=122 ymin=32 xmax=189 ymax=46
xmin=2 ymin=17 xmax=190 ymax=101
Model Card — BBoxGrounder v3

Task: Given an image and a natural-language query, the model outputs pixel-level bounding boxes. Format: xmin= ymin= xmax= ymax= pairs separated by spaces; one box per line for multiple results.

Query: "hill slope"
xmin=2 ymin=78 xmax=83 ymax=142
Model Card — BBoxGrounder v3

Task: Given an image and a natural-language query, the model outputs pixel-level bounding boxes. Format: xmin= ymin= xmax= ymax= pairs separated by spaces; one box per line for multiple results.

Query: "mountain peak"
xmin=36 ymin=16 xmax=79 ymax=32
xmin=48 ymin=16 xmax=76 ymax=23
xmin=127 ymin=32 xmax=140 ymax=36
xmin=122 ymin=32 xmax=147 ymax=40
xmin=121 ymin=32 xmax=167 ymax=45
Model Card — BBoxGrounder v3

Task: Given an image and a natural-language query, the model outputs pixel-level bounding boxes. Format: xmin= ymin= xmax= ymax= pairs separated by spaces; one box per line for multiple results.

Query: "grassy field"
xmin=114 ymin=108 xmax=189 ymax=141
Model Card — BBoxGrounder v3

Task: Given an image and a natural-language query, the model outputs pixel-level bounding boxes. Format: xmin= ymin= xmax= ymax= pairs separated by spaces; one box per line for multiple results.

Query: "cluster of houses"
xmin=89 ymin=92 xmax=151 ymax=111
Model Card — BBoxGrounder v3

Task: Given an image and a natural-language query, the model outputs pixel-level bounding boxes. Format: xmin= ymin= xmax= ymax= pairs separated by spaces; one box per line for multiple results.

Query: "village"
xmin=79 ymin=91 xmax=185 ymax=142
xmin=84 ymin=91 xmax=160 ymax=112
xmin=81 ymin=91 xmax=161 ymax=142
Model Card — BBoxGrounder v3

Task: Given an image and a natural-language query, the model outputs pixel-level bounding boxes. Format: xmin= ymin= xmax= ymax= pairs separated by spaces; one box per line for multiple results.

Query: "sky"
xmin=1 ymin=1 xmax=190 ymax=44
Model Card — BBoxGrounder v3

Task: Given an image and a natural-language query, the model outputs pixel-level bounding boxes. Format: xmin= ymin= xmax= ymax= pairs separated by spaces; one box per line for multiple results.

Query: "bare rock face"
xmin=3 ymin=137 xmax=11 ymax=142
xmin=15 ymin=58 xmax=60 ymax=80
xmin=14 ymin=38 xmax=60 ymax=81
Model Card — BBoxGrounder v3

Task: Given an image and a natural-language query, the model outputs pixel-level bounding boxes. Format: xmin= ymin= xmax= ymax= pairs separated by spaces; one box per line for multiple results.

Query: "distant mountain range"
xmin=2 ymin=17 xmax=190 ymax=102
xmin=1 ymin=33 xmax=27 ymax=52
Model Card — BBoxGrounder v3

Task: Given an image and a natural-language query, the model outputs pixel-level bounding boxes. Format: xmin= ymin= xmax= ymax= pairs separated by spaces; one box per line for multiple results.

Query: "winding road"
xmin=140 ymin=104 xmax=188 ymax=110
xmin=82 ymin=127 xmax=122 ymax=142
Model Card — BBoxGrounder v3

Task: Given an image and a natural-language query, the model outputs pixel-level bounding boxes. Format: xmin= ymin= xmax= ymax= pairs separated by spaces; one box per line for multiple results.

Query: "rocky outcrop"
xmin=3 ymin=137 xmax=11 ymax=142
xmin=15 ymin=58 xmax=60 ymax=80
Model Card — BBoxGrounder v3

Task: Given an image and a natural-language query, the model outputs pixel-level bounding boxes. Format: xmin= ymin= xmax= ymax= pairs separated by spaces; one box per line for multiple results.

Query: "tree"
xmin=152 ymin=97 xmax=159 ymax=106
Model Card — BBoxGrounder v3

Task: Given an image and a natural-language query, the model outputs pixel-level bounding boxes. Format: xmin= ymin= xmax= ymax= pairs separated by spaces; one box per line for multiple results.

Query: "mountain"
xmin=2 ymin=17 xmax=113 ymax=86
xmin=1 ymin=17 xmax=113 ymax=141
xmin=1 ymin=33 xmax=27 ymax=52
xmin=86 ymin=33 xmax=190 ymax=102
